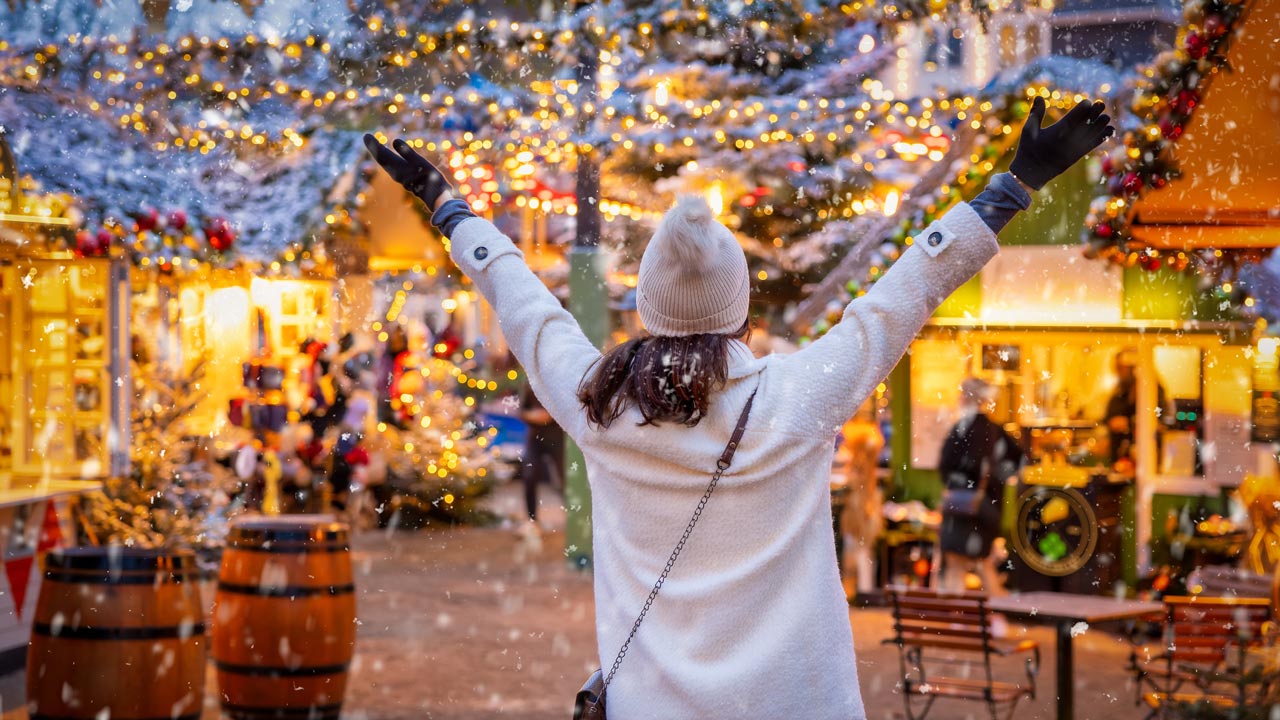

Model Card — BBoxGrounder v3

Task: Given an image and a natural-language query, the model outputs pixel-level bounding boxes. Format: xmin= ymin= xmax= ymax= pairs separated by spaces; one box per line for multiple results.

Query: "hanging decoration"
xmin=1081 ymin=0 xmax=1253 ymax=280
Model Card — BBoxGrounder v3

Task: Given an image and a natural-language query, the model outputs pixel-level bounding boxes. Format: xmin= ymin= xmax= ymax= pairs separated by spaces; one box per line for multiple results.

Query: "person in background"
xmin=519 ymin=381 xmax=565 ymax=539
xmin=938 ymin=377 xmax=1024 ymax=595
xmin=836 ymin=401 xmax=885 ymax=601
xmin=1104 ymin=348 xmax=1168 ymax=471
xmin=377 ymin=325 xmax=410 ymax=428
xmin=746 ymin=315 xmax=797 ymax=358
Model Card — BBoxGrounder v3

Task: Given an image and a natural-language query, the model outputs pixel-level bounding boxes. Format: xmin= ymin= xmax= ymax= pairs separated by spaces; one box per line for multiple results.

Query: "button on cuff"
xmin=474 ymin=246 xmax=489 ymax=261
xmin=915 ymin=223 xmax=957 ymax=257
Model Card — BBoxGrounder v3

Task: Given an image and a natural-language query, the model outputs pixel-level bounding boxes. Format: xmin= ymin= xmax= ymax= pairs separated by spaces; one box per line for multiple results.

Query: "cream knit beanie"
xmin=637 ymin=196 xmax=750 ymax=337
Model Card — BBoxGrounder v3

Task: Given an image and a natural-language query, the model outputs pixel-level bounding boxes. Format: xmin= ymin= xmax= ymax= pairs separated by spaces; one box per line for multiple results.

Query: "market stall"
xmin=0 ymin=133 xmax=108 ymax=665
xmin=879 ymin=0 xmax=1279 ymax=596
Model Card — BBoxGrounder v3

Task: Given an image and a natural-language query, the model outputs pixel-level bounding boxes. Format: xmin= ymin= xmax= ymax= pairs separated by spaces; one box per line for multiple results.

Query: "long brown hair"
xmin=577 ymin=321 xmax=750 ymax=429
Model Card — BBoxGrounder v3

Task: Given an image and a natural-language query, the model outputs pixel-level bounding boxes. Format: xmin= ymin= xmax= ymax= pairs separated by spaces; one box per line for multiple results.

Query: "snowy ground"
xmin=0 ymin=480 xmax=1145 ymax=719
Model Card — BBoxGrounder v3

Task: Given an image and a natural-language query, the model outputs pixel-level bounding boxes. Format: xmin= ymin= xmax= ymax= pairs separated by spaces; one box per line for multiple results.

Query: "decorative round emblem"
xmin=927 ymin=231 xmax=943 ymax=246
xmin=1011 ymin=486 xmax=1099 ymax=577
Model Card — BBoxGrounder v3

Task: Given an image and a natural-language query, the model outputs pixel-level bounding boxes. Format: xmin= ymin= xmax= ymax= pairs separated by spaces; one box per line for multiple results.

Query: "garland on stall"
xmin=1081 ymin=0 xmax=1253 ymax=277
xmin=66 ymin=204 xmax=340 ymax=278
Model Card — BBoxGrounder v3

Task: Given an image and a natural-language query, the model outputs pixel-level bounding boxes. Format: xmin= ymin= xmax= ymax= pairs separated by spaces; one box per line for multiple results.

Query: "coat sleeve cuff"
xmin=447 ymin=217 xmax=525 ymax=274
xmin=912 ymin=202 xmax=999 ymax=260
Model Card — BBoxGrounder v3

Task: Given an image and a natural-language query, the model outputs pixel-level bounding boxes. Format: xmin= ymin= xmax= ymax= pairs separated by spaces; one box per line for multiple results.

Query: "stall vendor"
xmin=1104 ymin=349 xmax=1167 ymax=468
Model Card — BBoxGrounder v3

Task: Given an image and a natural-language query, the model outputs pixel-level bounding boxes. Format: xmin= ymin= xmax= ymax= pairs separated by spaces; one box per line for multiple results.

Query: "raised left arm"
xmin=363 ymin=135 xmax=600 ymax=439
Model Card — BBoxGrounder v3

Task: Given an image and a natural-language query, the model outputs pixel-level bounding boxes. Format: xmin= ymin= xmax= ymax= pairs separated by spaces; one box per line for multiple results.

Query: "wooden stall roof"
xmin=1130 ymin=0 xmax=1280 ymax=250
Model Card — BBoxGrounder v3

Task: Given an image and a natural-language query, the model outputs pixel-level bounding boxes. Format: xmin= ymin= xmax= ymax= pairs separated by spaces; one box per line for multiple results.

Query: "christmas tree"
xmin=80 ymin=352 xmax=238 ymax=558
xmin=371 ymin=354 xmax=500 ymax=527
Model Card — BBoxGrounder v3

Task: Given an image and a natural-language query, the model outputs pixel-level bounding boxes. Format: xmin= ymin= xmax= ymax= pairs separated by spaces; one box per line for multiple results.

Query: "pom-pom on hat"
xmin=637 ymin=195 xmax=750 ymax=337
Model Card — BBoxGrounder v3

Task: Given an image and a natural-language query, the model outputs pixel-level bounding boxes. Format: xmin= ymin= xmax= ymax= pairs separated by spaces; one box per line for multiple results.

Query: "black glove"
xmin=1009 ymin=97 xmax=1114 ymax=191
xmin=363 ymin=134 xmax=453 ymax=210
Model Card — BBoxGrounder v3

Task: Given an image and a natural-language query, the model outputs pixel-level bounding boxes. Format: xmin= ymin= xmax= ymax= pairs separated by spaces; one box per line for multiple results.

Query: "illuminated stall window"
xmin=13 ymin=259 xmax=115 ymax=478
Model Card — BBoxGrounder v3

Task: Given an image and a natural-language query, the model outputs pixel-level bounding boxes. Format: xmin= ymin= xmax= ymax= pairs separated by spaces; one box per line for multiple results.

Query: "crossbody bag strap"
xmin=600 ymin=386 xmax=759 ymax=691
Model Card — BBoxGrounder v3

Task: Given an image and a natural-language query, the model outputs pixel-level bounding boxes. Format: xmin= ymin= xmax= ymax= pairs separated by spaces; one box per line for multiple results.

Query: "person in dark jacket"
xmin=519 ymin=382 xmax=564 ymax=536
xmin=938 ymin=377 xmax=1024 ymax=594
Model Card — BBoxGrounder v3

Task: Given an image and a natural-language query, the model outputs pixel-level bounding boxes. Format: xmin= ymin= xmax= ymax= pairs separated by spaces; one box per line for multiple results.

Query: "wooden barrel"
xmin=27 ymin=547 xmax=206 ymax=720
xmin=213 ymin=515 xmax=355 ymax=720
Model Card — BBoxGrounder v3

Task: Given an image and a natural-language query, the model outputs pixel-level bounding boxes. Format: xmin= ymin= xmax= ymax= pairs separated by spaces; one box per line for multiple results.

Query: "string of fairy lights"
xmin=4 ymin=0 xmax=1269 ymax=316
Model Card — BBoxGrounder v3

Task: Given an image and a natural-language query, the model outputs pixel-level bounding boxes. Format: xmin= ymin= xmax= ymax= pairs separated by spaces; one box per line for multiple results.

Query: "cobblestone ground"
xmin=1 ymin=483 xmax=1147 ymax=719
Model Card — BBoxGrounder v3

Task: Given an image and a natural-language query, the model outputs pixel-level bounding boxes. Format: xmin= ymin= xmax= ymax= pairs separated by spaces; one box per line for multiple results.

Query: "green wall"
xmin=993 ymin=161 xmax=1093 ymax=247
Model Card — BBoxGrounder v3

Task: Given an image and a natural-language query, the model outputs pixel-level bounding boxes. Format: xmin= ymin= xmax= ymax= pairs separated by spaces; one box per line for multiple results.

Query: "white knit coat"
xmin=446 ymin=202 xmax=1000 ymax=720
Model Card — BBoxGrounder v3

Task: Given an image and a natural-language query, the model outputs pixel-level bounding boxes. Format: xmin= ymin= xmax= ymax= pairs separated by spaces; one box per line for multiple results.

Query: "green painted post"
xmin=565 ymin=250 xmax=606 ymax=568
xmin=888 ymin=356 xmax=913 ymax=501
xmin=564 ymin=22 xmax=604 ymax=569
xmin=1121 ymin=483 xmax=1138 ymax=592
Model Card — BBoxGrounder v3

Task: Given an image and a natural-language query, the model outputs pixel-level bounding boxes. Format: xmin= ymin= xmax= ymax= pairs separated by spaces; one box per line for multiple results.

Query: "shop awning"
xmin=1129 ymin=224 xmax=1280 ymax=251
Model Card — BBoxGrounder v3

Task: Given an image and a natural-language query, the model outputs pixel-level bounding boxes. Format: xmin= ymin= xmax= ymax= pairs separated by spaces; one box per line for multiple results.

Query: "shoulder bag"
xmin=573 ymin=388 xmax=759 ymax=720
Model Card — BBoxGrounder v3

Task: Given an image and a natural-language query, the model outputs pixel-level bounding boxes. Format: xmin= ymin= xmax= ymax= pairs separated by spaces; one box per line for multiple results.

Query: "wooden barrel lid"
xmin=228 ymin=515 xmax=349 ymax=549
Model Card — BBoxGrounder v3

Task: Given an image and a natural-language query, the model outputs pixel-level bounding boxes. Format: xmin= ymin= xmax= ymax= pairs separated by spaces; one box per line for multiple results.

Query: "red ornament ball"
xmin=205 ymin=217 xmax=235 ymax=251
xmin=1159 ymin=116 xmax=1183 ymax=140
xmin=136 ymin=208 xmax=159 ymax=232
xmin=1172 ymin=89 xmax=1199 ymax=114
xmin=208 ymin=232 xmax=234 ymax=252
xmin=1185 ymin=31 xmax=1209 ymax=59
xmin=1096 ymin=223 xmax=1114 ymax=239
xmin=167 ymin=209 xmax=188 ymax=230
xmin=1203 ymin=14 xmax=1226 ymax=38
xmin=1121 ymin=172 xmax=1144 ymax=195
xmin=74 ymin=230 xmax=94 ymax=257
xmin=92 ymin=229 xmax=113 ymax=256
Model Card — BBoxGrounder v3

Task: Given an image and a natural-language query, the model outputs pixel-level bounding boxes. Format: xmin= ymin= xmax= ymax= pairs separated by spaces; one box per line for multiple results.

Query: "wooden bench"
xmin=1128 ymin=595 xmax=1273 ymax=719
xmin=884 ymin=588 xmax=1039 ymax=720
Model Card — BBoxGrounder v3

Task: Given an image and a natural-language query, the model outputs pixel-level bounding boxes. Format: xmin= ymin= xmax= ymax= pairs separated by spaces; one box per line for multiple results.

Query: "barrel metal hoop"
xmin=220 ymin=703 xmax=342 ymax=720
xmin=224 ymin=543 xmax=351 ymax=554
xmin=32 ymin=622 xmax=206 ymax=640
xmin=216 ymin=582 xmax=355 ymax=598
xmin=32 ymin=714 xmax=201 ymax=720
xmin=42 ymin=570 xmax=200 ymax=585
xmin=214 ymin=660 xmax=350 ymax=677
